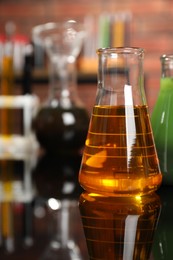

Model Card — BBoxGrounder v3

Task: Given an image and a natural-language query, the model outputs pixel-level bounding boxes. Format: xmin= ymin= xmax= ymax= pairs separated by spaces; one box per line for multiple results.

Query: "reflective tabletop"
xmin=0 ymin=153 xmax=172 ymax=260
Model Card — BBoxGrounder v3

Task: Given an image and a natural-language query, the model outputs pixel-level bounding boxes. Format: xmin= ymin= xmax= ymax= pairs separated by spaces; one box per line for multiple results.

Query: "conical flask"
xmin=79 ymin=47 xmax=162 ymax=196
xmin=151 ymin=54 xmax=173 ymax=185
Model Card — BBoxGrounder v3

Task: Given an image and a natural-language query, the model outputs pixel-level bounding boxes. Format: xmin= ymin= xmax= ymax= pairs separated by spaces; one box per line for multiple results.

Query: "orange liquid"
xmin=79 ymin=105 xmax=162 ymax=195
xmin=79 ymin=192 xmax=161 ymax=260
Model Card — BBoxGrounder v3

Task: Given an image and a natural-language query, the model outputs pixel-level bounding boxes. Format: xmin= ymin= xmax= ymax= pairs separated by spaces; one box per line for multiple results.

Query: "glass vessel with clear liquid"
xmin=79 ymin=47 xmax=162 ymax=196
xmin=151 ymin=54 xmax=173 ymax=185
xmin=32 ymin=20 xmax=89 ymax=155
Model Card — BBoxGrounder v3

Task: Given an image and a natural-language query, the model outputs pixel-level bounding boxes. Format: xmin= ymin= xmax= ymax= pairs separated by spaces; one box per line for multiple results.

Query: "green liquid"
xmin=151 ymin=77 xmax=173 ymax=184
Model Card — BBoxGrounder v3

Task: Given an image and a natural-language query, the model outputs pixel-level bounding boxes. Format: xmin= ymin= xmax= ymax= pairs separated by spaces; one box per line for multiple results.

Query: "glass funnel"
xmin=32 ymin=20 xmax=89 ymax=154
xmin=79 ymin=47 xmax=162 ymax=196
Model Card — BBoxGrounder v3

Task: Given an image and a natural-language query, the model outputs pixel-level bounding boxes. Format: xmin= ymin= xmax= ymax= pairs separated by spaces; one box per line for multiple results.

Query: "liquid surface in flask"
xmin=79 ymin=104 xmax=162 ymax=195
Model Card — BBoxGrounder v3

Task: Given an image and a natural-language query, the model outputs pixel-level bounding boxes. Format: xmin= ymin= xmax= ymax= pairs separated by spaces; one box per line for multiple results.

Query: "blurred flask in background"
xmin=32 ymin=20 xmax=89 ymax=156
xmin=151 ymin=54 xmax=173 ymax=185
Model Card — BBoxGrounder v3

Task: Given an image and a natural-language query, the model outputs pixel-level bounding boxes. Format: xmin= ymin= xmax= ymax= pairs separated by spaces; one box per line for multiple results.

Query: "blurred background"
xmin=0 ymin=0 xmax=173 ymax=259
xmin=0 ymin=0 xmax=173 ymax=111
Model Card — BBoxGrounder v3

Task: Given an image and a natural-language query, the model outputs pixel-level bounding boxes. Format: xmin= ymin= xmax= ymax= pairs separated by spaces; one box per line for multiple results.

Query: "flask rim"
xmin=97 ymin=47 xmax=144 ymax=56
xmin=160 ymin=54 xmax=173 ymax=61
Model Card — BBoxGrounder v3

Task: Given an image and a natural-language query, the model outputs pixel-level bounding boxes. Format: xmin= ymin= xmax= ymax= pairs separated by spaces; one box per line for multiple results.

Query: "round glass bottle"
xmin=151 ymin=54 xmax=173 ymax=185
xmin=79 ymin=47 xmax=162 ymax=196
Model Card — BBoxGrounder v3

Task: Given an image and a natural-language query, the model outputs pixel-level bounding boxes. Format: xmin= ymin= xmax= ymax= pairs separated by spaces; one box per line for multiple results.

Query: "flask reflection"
xmin=79 ymin=192 xmax=161 ymax=260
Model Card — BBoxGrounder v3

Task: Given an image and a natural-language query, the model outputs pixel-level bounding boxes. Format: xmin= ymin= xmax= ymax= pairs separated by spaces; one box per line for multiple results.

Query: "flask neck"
xmin=48 ymin=57 xmax=83 ymax=109
xmin=161 ymin=54 xmax=173 ymax=78
xmin=96 ymin=47 xmax=146 ymax=106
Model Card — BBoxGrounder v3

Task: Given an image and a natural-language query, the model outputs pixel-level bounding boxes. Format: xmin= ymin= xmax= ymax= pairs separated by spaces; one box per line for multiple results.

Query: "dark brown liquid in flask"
xmin=79 ymin=192 xmax=161 ymax=260
xmin=32 ymin=106 xmax=89 ymax=154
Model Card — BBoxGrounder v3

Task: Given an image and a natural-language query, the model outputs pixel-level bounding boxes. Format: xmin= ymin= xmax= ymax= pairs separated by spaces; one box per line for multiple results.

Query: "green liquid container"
xmin=151 ymin=54 xmax=173 ymax=185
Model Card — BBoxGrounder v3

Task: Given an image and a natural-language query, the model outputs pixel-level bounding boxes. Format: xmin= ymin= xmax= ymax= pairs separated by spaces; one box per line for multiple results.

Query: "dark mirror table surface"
xmin=0 ymin=153 xmax=172 ymax=260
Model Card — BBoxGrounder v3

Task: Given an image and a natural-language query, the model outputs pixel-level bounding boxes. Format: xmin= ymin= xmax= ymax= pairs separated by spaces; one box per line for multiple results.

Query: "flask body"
xmin=151 ymin=54 xmax=173 ymax=185
xmin=79 ymin=47 xmax=162 ymax=195
xmin=32 ymin=105 xmax=89 ymax=154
